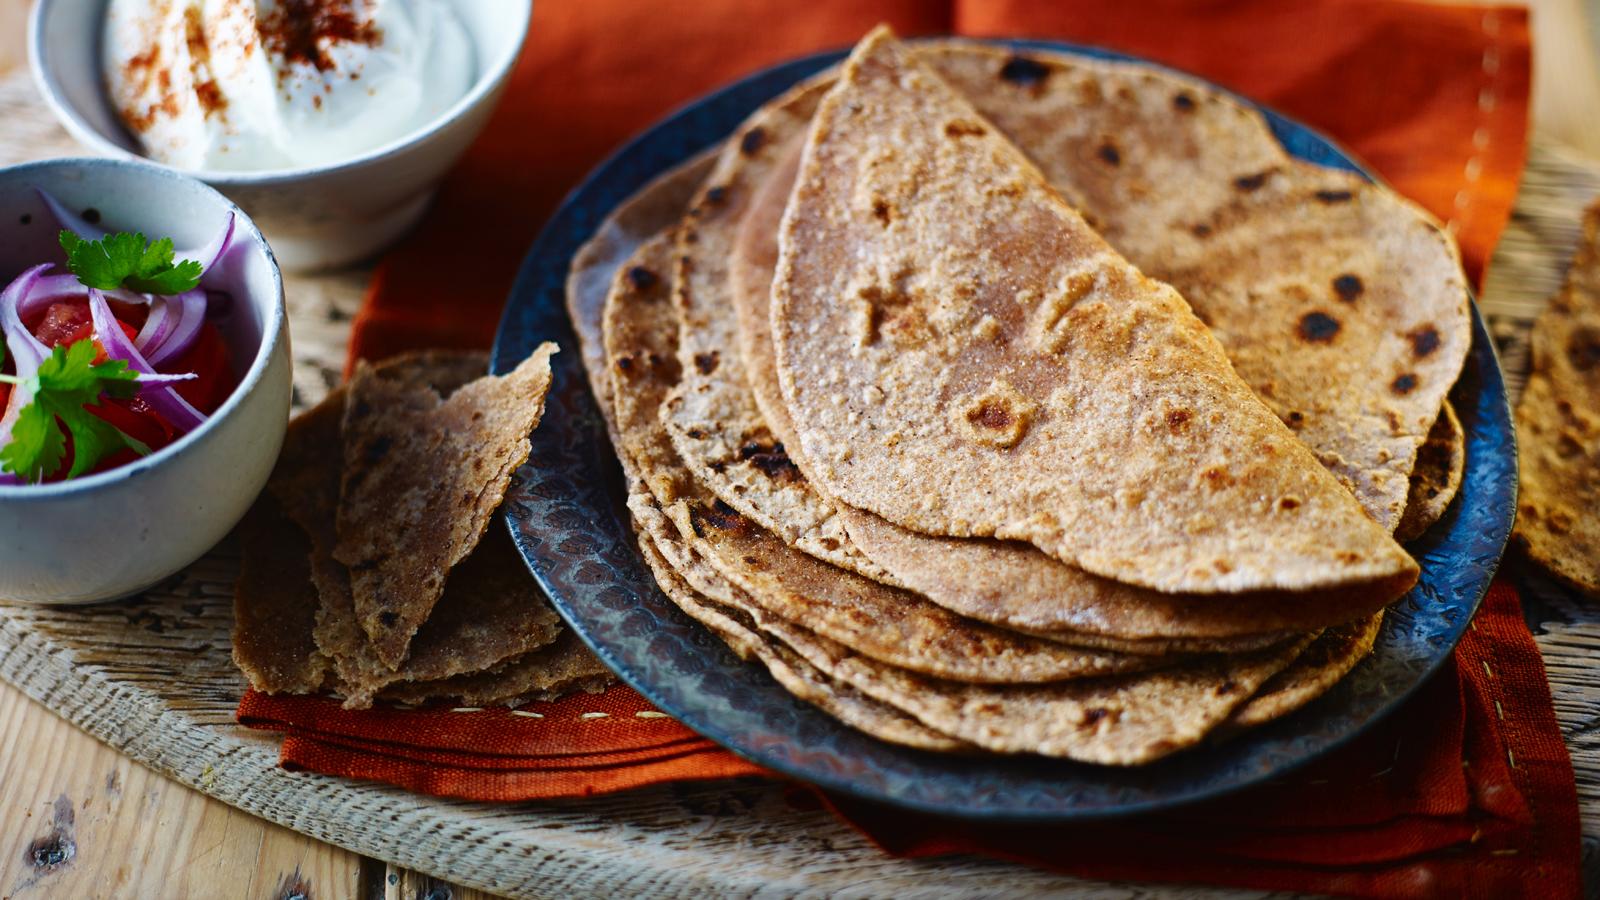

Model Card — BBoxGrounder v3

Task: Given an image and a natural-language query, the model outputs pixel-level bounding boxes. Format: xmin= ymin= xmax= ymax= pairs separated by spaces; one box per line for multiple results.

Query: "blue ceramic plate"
xmin=491 ymin=40 xmax=1517 ymax=821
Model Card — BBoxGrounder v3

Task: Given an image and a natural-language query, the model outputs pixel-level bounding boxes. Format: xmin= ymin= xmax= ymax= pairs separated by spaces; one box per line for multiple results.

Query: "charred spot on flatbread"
xmin=1298 ymin=311 xmax=1341 ymax=343
xmin=740 ymin=127 xmax=768 ymax=156
xmin=998 ymin=55 xmax=1051 ymax=88
xmin=1332 ymin=273 xmax=1364 ymax=303
xmin=626 ymin=266 xmax=660 ymax=291
xmin=1567 ymin=326 xmax=1600 ymax=371
xmin=1233 ymin=171 xmax=1271 ymax=191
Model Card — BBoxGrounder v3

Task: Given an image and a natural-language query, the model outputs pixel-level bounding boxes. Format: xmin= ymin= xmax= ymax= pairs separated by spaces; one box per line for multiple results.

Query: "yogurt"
xmin=102 ymin=0 xmax=477 ymax=172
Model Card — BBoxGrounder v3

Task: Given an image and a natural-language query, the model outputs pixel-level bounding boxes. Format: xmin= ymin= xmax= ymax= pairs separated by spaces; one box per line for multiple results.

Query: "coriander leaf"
xmin=0 ymin=339 xmax=151 ymax=482
xmin=38 ymin=339 xmax=139 ymax=403
xmin=54 ymin=400 xmax=148 ymax=479
xmin=0 ymin=394 xmax=63 ymax=482
xmin=128 ymin=257 xmax=202 ymax=295
xmin=138 ymin=236 xmax=174 ymax=275
xmin=60 ymin=229 xmax=203 ymax=295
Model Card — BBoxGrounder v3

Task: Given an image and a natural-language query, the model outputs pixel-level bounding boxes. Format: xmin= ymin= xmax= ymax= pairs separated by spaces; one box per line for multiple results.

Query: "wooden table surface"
xmin=3 ymin=2 xmax=1600 ymax=898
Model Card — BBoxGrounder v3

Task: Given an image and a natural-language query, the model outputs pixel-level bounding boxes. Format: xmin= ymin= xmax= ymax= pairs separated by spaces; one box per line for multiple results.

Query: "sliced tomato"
xmin=166 ymin=322 xmax=232 ymax=414
xmin=29 ymin=301 xmax=140 ymax=358
xmin=67 ymin=396 xmax=179 ymax=478
xmin=14 ymin=299 xmax=234 ymax=479
xmin=31 ymin=301 xmax=91 ymax=347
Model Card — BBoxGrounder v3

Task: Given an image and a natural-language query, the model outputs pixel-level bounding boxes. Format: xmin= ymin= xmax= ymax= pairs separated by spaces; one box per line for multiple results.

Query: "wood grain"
xmin=0 ymin=681 xmax=362 ymax=900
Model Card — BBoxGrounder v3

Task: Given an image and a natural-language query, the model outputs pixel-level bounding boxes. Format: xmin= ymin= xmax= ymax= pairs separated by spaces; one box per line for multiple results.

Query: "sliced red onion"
xmin=18 ymin=274 xmax=147 ymax=319
xmin=89 ymin=289 xmax=205 ymax=432
xmin=188 ymin=212 xmax=235 ymax=277
xmin=2 ymin=264 xmax=50 ymax=373
xmin=142 ymin=290 xmax=206 ymax=367
xmin=37 ymin=188 xmax=235 ymax=285
xmin=134 ymin=295 xmax=176 ymax=356
xmin=0 ymin=265 xmax=53 ymax=475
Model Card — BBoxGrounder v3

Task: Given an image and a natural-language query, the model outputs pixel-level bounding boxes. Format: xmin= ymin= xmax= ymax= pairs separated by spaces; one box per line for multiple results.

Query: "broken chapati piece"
xmin=335 ymin=343 xmax=558 ymax=667
xmin=232 ymin=348 xmax=616 ymax=710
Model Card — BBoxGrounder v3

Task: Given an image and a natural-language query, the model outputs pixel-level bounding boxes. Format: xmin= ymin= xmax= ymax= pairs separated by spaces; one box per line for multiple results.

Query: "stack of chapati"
xmin=572 ymin=28 xmax=1472 ymax=764
xmin=233 ymin=347 xmax=616 ymax=709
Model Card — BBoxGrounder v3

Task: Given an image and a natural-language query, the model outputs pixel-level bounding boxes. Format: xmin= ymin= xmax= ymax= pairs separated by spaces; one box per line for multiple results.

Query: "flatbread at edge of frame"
xmin=1514 ymin=200 xmax=1600 ymax=598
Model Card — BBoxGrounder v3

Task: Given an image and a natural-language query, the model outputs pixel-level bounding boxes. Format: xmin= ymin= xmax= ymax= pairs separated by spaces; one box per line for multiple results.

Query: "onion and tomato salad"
xmin=0 ymin=191 xmax=238 ymax=485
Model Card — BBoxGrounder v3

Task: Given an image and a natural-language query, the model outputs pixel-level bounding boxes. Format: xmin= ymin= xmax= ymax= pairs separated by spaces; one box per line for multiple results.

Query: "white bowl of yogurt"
xmin=29 ymin=0 xmax=533 ymax=272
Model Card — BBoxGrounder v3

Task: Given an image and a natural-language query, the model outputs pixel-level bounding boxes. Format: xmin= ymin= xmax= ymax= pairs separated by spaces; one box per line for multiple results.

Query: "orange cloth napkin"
xmin=239 ymin=2 xmax=1581 ymax=896
xmin=239 ymin=685 xmax=767 ymax=798
xmin=240 ymin=586 xmax=1577 ymax=897
xmin=346 ymin=0 xmax=1527 ymax=364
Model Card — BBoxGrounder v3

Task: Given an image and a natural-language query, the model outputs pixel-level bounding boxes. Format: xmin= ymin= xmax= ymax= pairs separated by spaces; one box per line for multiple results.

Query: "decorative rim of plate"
xmin=491 ymin=38 xmax=1516 ymax=822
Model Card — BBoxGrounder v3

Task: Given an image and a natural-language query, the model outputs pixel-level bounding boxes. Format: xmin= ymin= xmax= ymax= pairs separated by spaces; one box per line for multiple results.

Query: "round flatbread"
xmin=771 ymin=29 xmax=1416 ymax=594
xmin=928 ymin=43 xmax=1472 ymax=534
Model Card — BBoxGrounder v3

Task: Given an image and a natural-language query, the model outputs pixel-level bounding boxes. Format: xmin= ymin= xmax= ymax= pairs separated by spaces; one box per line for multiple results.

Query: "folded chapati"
xmin=632 ymin=494 xmax=969 ymax=751
xmin=771 ymin=28 xmax=1414 ymax=594
xmin=926 ymin=45 xmax=1472 ymax=533
xmin=730 ymin=590 xmax=1312 ymax=765
xmin=1224 ymin=612 xmax=1382 ymax=729
xmin=568 ymin=153 xmax=717 ymax=433
xmin=1515 ymin=202 xmax=1600 ymax=597
xmin=604 ymin=226 xmax=1150 ymax=683
xmin=728 ymin=111 xmax=1401 ymax=650
xmin=661 ymin=78 xmax=898 ymax=583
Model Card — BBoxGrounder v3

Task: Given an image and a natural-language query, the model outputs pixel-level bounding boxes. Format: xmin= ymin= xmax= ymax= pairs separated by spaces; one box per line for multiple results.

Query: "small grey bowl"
xmin=0 ymin=158 xmax=290 ymax=604
xmin=29 ymin=0 xmax=533 ymax=272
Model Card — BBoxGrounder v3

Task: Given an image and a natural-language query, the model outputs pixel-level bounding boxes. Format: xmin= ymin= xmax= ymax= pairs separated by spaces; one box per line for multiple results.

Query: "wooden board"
xmin=2 ymin=54 xmax=1600 ymax=900
xmin=0 ymin=544 xmax=1136 ymax=899
xmin=0 ymin=681 xmax=366 ymax=899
